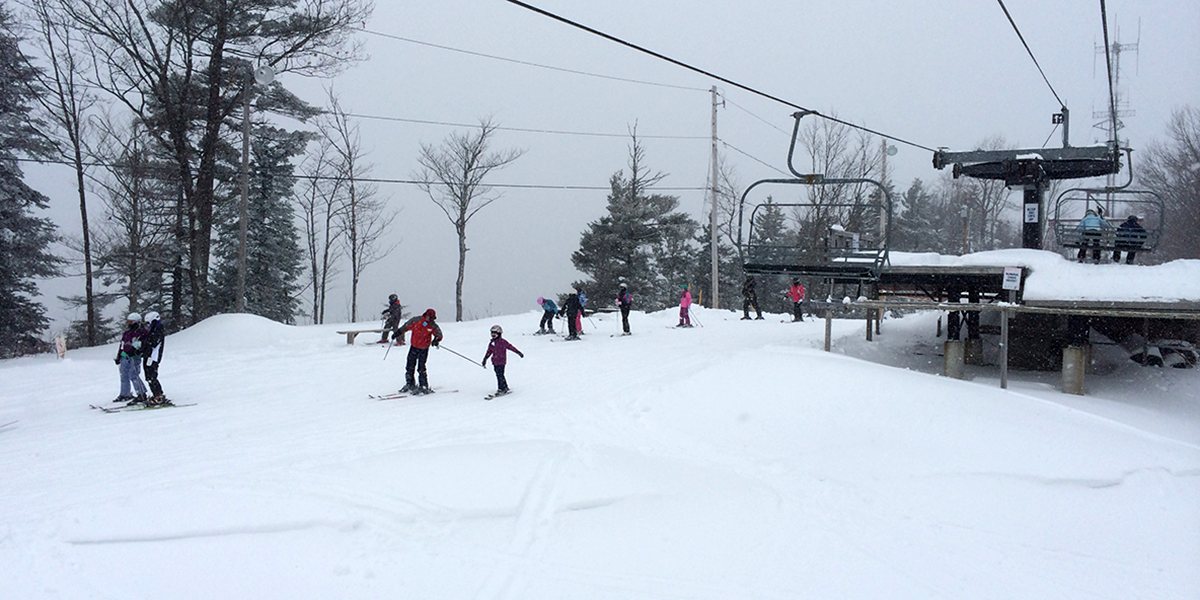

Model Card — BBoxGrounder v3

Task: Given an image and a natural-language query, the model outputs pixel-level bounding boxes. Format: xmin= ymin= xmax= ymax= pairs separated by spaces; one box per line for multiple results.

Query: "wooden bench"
xmin=336 ymin=329 xmax=396 ymax=345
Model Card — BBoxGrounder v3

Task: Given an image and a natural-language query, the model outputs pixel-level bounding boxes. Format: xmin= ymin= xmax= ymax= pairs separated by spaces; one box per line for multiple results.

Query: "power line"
xmin=343 ymin=111 xmax=707 ymax=140
xmin=501 ymin=0 xmax=938 ymax=153
xmin=719 ymin=140 xmax=789 ymax=177
xmin=360 ymin=27 xmax=709 ymax=92
xmin=722 ymin=96 xmax=791 ymax=138
xmin=995 ymin=0 xmax=1066 ymax=108
xmin=15 ymin=156 xmax=706 ymax=192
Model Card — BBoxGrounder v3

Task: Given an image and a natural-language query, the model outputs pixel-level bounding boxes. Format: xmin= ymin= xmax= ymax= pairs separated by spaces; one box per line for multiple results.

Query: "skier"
xmin=575 ymin=288 xmax=588 ymax=335
xmin=113 ymin=312 xmax=149 ymax=404
xmin=141 ymin=311 xmax=169 ymax=405
xmin=677 ymin=284 xmax=693 ymax=327
xmin=536 ymin=296 xmax=557 ymax=334
xmin=742 ymin=275 xmax=763 ymax=320
xmin=1112 ymin=215 xmax=1146 ymax=264
xmin=616 ymin=282 xmax=633 ymax=335
xmin=482 ymin=325 xmax=524 ymax=397
xmin=395 ymin=308 xmax=443 ymax=395
xmin=1075 ymin=208 xmax=1109 ymax=263
xmin=786 ymin=278 xmax=806 ymax=322
xmin=559 ymin=288 xmax=584 ymax=340
xmin=378 ymin=294 xmax=405 ymax=345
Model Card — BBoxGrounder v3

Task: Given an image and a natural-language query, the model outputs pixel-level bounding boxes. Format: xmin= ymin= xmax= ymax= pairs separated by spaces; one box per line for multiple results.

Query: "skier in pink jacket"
xmin=677 ymin=284 xmax=692 ymax=328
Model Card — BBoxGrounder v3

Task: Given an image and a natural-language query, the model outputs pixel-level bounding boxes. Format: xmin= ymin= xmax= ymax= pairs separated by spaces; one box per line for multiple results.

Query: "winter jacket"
xmin=617 ymin=290 xmax=632 ymax=309
xmin=381 ymin=300 xmax=403 ymax=327
xmin=142 ymin=321 xmax=166 ymax=364
xmin=540 ymin=299 xmax=558 ymax=313
xmin=787 ymin=283 xmax=806 ymax=303
xmin=117 ymin=325 xmax=147 ymax=359
xmin=741 ymin=277 xmax=757 ymax=298
xmin=680 ymin=289 xmax=692 ymax=308
xmin=484 ymin=336 xmax=523 ymax=366
xmin=560 ymin=293 xmax=583 ymax=317
xmin=1077 ymin=212 xmax=1109 ymax=231
xmin=397 ymin=312 xmax=443 ymax=349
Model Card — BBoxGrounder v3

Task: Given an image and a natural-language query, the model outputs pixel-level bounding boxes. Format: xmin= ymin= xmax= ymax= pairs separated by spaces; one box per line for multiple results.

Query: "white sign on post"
xmin=1024 ymin=204 xmax=1039 ymax=224
xmin=1002 ymin=267 xmax=1022 ymax=291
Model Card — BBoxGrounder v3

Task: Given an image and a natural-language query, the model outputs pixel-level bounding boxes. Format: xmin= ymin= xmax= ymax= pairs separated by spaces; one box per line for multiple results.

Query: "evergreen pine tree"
xmin=572 ymin=136 xmax=699 ymax=311
xmin=211 ymin=126 xmax=308 ymax=323
xmin=0 ymin=6 xmax=61 ymax=357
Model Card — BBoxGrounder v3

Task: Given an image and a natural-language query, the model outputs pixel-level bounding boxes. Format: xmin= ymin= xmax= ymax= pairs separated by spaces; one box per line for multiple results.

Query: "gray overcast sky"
xmin=30 ymin=0 xmax=1200 ymax=329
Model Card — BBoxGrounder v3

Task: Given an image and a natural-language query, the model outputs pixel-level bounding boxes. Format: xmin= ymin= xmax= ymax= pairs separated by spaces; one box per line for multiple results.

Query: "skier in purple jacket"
xmin=482 ymin=325 xmax=524 ymax=396
xmin=114 ymin=312 xmax=149 ymax=404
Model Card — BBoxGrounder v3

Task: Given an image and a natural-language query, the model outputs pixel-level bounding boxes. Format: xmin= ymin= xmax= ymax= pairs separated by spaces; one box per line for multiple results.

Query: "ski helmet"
xmin=126 ymin=312 xmax=142 ymax=323
xmin=424 ymin=308 xmax=436 ymax=320
xmin=537 ymin=297 xmax=544 ymax=305
xmin=388 ymin=294 xmax=398 ymax=303
xmin=619 ymin=281 xmax=627 ymax=288
xmin=490 ymin=325 xmax=502 ymax=335
xmin=144 ymin=311 xmax=160 ymax=323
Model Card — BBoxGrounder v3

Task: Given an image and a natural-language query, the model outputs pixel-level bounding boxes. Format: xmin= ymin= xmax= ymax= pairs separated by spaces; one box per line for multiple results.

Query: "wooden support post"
xmin=944 ymin=340 xmax=965 ymax=379
xmin=999 ymin=308 xmax=1010 ymax=389
xmin=346 ymin=332 xmax=357 ymax=345
xmin=866 ymin=310 xmax=873 ymax=341
xmin=1062 ymin=345 xmax=1088 ymax=395
xmin=824 ymin=309 xmax=832 ymax=352
xmin=875 ymin=309 xmax=882 ymax=335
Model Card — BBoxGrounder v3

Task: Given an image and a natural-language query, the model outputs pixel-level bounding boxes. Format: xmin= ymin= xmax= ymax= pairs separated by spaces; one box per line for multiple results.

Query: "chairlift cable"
xmin=1099 ymin=0 xmax=1121 ymax=144
xmin=502 ymin=0 xmax=937 ymax=153
xmin=995 ymin=0 xmax=1066 ymax=109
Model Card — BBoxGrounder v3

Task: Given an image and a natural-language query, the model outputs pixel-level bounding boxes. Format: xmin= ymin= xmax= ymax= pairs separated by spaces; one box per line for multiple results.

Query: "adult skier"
xmin=537 ymin=296 xmax=557 ymax=334
xmin=786 ymin=278 xmax=806 ymax=322
xmin=482 ymin=325 xmax=524 ymax=397
xmin=395 ymin=308 xmax=443 ymax=395
xmin=378 ymin=294 xmax=405 ymax=345
xmin=113 ymin=313 xmax=148 ymax=404
xmin=742 ymin=275 xmax=763 ymax=320
xmin=141 ymin=311 xmax=169 ymax=405
xmin=559 ymin=288 xmax=584 ymax=340
xmin=616 ymin=282 xmax=633 ymax=335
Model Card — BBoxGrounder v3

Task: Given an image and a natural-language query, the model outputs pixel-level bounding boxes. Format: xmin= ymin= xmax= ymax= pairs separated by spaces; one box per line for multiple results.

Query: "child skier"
xmin=482 ymin=325 xmax=524 ymax=398
xmin=559 ymin=288 xmax=585 ymax=340
xmin=787 ymin=278 xmax=806 ymax=322
xmin=141 ymin=311 xmax=169 ymax=405
xmin=537 ymin=296 xmax=557 ymax=334
xmin=114 ymin=312 xmax=149 ymax=404
xmin=378 ymin=294 xmax=405 ymax=345
xmin=677 ymin=284 xmax=693 ymax=327
xmin=395 ymin=308 xmax=443 ymax=395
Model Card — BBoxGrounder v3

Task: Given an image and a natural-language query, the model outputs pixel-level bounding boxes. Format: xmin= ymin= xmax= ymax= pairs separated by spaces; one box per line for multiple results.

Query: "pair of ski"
xmin=369 ymin=389 xmax=458 ymax=401
xmin=90 ymin=401 xmax=194 ymax=413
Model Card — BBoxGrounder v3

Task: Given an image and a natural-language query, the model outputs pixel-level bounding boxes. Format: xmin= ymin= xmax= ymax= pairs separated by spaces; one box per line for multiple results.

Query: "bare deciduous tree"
xmin=416 ymin=118 xmax=524 ymax=321
xmin=319 ymin=91 xmax=396 ymax=323
xmin=296 ymin=135 xmax=345 ymax=325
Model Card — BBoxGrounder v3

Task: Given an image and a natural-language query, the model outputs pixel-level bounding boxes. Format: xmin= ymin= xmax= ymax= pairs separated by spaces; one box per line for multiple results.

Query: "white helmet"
xmin=126 ymin=312 xmax=142 ymax=323
xmin=144 ymin=311 xmax=160 ymax=323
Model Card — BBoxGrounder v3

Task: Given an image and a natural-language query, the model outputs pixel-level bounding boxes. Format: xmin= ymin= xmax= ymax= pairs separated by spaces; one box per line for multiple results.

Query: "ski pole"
xmin=688 ymin=306 xmax=703 ymax=327
xmin=436 ymin=344 xmax=486 ymax=369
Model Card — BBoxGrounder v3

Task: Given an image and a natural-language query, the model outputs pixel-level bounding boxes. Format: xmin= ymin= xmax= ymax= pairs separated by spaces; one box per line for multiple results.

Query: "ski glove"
xmin=114 ymin=357 xmax=120 ymax=365
xmin=481 ymin=358 xmax=487 ymax=367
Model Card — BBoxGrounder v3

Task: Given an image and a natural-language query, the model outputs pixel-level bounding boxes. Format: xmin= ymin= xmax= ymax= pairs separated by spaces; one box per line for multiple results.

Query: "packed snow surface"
xmin=890 ymin=249 xmax=1200 ymax=303
xmin=2 ymin=307 xmax=1198 ymax=599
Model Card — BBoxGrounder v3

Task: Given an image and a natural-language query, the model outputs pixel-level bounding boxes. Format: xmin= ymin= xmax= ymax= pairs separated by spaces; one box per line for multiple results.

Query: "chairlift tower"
xmin=1093 ymin=30 xmax=1138 ymax=209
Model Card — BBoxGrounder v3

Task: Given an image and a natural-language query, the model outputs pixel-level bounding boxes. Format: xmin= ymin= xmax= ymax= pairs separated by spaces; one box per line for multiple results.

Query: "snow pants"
xmin=792 ymin=302 xmax=804 ymax=322
xmin=620 ymin=306 xmax=631 ymax=334
xmin=144 ymin=360 xmax=163 ymax=397
xmin=405 ymin=346 xmax=430 ymax=388
xmin=540 ymin=310 xmax=555 ymax=332
xmin=119 ymin=356 xmax=147 ymax=397
xmin=493 ymin=364 xmax=509 ymax=392
xmin=679 ymin=305 xmax=691 ymax=326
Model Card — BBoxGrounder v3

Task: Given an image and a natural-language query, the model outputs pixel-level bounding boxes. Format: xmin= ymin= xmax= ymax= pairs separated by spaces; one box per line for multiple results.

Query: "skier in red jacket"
xmin=396 ymin=308 xmax=443 ymax=395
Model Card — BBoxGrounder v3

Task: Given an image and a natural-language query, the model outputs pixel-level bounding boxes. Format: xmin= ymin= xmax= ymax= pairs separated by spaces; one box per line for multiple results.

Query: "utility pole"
xmin=235 ymin=73 xmax=251 ymax=313
xmin=709 ymin=86 xmax=721 ymax=309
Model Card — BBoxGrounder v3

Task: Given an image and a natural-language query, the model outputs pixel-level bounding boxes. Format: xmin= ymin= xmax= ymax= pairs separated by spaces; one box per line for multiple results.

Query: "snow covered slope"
xmin=1 ymin=308 xmax=1197 ymax=599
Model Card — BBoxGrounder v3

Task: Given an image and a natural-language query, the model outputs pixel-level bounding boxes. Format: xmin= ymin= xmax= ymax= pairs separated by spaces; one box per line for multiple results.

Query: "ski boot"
xmin=398 ymin=384 xmax=416 ymax=394
xmin=114 ymin=395 xmax=134 ymax=404
xmin=415 ymin=386 xmax=433 ymax=395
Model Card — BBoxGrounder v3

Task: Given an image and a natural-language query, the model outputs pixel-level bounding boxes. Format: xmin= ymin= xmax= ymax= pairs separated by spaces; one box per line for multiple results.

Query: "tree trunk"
xmin=456 ymin=223 xmax=467 ymax=321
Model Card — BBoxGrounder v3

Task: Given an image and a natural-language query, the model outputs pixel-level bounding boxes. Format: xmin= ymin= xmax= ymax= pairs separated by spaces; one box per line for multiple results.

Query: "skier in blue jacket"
xmin=537 ymin=297 xmax=557 ymax=334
